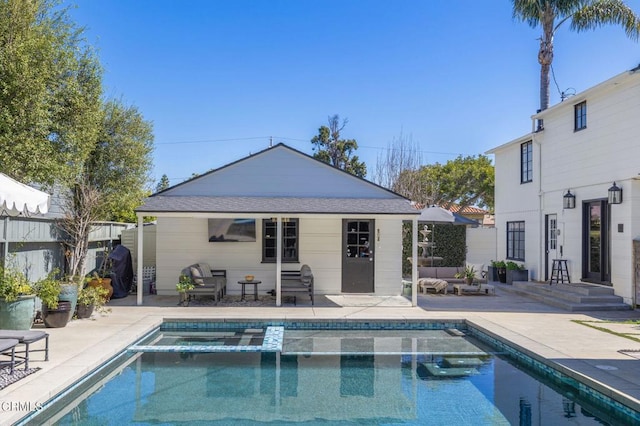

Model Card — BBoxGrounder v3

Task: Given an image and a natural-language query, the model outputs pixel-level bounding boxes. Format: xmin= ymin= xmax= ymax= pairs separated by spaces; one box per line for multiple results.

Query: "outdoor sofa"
xmin=418 ymin=264 xmax=486 ymax=293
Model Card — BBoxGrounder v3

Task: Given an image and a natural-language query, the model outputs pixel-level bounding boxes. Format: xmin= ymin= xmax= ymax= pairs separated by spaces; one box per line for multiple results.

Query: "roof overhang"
xmin=485 ymin=132 xmax=534 ymax=155
xmin=136 ymin=196 xmax=420 ymax=216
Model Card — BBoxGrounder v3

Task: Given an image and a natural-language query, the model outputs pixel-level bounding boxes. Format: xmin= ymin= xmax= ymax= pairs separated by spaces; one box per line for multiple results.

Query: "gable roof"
xmin=138 ymin=143 xmax=418 ymax=215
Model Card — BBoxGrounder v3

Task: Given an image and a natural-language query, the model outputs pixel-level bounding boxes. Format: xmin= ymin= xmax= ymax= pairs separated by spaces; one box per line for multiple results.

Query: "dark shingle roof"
xmin=137 ymin=196 xmax=418 ymax=215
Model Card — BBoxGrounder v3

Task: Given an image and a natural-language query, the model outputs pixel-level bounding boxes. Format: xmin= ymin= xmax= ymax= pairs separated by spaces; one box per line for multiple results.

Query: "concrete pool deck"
xmin=1 ymin=286 xmax=640 ymax=425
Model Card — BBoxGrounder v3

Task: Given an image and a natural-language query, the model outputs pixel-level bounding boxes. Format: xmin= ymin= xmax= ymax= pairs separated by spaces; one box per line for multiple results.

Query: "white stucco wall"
xmin=466 ymin=227 xmax=497 ymax=269
xmin=154 ymin=215 xmax=404 ymax=298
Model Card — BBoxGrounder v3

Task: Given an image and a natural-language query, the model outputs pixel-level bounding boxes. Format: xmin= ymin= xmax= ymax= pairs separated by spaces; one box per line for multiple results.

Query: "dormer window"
xmin=574 ymin=101 xmax=587 ymax=131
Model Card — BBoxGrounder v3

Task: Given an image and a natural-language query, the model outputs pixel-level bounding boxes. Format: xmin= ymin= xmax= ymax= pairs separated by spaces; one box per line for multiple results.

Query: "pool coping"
xmin=14 ymin=316 xmax=640 ymax=425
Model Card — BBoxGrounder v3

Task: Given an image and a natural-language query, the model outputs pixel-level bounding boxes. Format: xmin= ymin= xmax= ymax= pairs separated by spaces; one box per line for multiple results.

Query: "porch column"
xmin=276 ymin=215 xmax=282 ymax=307
xmin=412 ymin=217 xmax=418 ymax=307
xmin=136 ymin=213 xmax=144 ymax=306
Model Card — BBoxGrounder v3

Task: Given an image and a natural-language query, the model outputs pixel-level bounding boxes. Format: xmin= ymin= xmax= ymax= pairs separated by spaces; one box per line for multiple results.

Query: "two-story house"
xmin=488 ymin=66 xmax=640 ymax=306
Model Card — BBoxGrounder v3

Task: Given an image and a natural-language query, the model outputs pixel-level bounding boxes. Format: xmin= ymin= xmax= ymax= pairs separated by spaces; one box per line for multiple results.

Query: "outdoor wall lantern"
xmin=608 ymin=182 xmax=623 ymax=204
xmin=563 ymin=190 xmax=576 ymax=209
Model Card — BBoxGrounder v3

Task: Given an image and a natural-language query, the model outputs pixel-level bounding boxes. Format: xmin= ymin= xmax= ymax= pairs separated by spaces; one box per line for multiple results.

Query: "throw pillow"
xmin=190 ymin=266 xmax=205 ymax=285
xmin=198 ymin=263 xmax=213 ymax=278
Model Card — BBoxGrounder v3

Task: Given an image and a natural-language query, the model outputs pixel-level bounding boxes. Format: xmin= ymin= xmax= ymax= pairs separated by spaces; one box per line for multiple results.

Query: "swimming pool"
xmin=19 ymin=320 xmax=640 ymax=425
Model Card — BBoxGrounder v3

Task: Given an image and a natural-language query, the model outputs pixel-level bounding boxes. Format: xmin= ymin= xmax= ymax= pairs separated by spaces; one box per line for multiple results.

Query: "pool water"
xmin=26 ymin=327 xmax=640 ymax=425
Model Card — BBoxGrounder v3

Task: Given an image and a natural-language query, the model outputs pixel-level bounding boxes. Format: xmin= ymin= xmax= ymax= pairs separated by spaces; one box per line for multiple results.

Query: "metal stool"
xmin=550 ymin=259 xmax=570 ymax=284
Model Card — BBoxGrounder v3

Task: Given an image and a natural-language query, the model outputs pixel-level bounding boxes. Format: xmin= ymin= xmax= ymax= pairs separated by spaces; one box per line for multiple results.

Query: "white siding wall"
xmin=154 ymin=215 xmax=404 ymax=297
xmin=493 ymin=71 xmax=640 ymax=302
xmin=493 ymin=136 xmax=540 ymax=278
xmin=164 ymin=147 xmax=392 ymax=198
xmin=121 ymin=225 xmax=157 ymax=270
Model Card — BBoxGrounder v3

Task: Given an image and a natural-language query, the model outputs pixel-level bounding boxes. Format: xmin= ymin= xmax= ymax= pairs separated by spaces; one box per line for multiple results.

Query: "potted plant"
xmin=492 ymin=260 xmax=507 ymax=283
xmin=176 ymin=274 xmax=194 ymax=306
xmin=455 ymin=265 xmax=477 ymax=285
xmin=87 ymin=271 xmax=113 ymax=300
xmin=33 ymin=271 xmax=71 ymax=328
xmin=76 ymin=284 xmax=109 ymax=319
xmin=506 ymin=261 xmax=528 ymax=284
xmin=0 ymin=264 xmax=37 ymax=330
xmin=487 ymin=260 xmax=500 ymax=282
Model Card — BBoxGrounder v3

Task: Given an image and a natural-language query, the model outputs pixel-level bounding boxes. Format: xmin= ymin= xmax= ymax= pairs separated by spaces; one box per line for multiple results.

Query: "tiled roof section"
xmin=137 ymin=196 xmax=419 ymax=215
xmin=448 ymin=204 xmax=489 ymax=214
xmin=411 ymin=202 xmax=489 ymax=214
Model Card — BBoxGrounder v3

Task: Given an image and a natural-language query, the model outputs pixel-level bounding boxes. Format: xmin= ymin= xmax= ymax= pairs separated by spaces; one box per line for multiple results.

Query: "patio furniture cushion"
xmin=189 ymin=265 xmax=205 ymax=285
xmin=418 ymin=266 xmax=465 ymax=284
xmin=418 ymin=278 xmax=448 ymax=294
xmin=0 ymin=330 xmax=49 ymax=370
xmin=197 ymin=263 xmax=214 ymax=277
xmin=300 ymin=264 xmax=313 ymax=286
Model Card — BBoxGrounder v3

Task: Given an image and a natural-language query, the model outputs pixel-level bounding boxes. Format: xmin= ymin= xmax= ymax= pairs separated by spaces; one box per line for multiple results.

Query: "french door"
xmin=582 ymin=200 xmax=610 ymax=284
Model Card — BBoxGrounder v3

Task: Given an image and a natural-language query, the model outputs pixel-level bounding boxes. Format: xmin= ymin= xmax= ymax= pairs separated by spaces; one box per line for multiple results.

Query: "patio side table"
xmin=237 ymin=280 xmax=261 ymax=301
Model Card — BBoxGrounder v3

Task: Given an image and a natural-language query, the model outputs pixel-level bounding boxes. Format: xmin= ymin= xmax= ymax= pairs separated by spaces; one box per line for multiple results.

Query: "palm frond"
xmin=571 ymin=0 xmax=640 ymax=40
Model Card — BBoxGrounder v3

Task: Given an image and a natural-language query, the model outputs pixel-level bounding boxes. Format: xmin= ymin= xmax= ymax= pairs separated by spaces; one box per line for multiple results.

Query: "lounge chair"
xmin=0 ymin=338 xmax=19 ymax=374
xmin=0 ymin=330 xmax=49 ymax=369
xmin=180 ymin=263 xmax=227 ymax=305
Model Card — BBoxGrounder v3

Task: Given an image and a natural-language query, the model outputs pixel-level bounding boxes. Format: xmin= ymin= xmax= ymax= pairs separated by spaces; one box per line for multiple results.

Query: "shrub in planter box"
xmin=506 ymin=261 xmax=528 ymax=284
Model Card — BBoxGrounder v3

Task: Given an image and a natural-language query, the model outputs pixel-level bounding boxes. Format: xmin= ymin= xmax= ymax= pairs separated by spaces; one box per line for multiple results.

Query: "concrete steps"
xmin=496 ymin=280 xmax=630 ymax=311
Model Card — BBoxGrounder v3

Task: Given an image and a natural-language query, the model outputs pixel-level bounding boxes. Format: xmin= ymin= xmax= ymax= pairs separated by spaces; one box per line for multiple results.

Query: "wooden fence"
xmin=0 ymin=216 xmax=130 ymax=282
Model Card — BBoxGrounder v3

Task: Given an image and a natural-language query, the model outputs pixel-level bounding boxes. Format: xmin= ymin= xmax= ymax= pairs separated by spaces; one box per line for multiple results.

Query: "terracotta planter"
xmin=89 ymin=278 xmax=113 ymax=300
xmin=0 ymin=295 xmax=36 ymax=330
xmin=42 ymin=301 xmax=72 ymax=328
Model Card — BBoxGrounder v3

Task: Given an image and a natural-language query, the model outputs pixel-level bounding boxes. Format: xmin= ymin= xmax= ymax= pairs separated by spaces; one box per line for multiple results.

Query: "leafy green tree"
xmin=311 ymin=115 xmax=366 ymax=178
xmin=84 ymin=99 xmax=154 ymax=223
xmin=59 ymin=99 xmax=154 ymax=278
xmin=0 ymin=0 xmax=103 ymax=186
xmin=400 ymin=155 xmax=494 ymax=211
xmin=156 ymin=174 xmax=170 ymax=192
xmin=512 ymin=0 xmax=640 ymax=112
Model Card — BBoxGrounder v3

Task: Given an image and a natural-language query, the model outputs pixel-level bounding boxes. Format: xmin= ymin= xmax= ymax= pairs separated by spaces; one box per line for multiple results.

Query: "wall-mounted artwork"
xmin=208 ymin=219 xmax=256 ymax=242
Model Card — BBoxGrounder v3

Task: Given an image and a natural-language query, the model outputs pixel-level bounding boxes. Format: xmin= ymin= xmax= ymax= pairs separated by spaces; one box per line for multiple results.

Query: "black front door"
xmin=582 ymin=199 xmax=610 ymax=284
xmin=342 ymin=219 xmax=374 ymax=293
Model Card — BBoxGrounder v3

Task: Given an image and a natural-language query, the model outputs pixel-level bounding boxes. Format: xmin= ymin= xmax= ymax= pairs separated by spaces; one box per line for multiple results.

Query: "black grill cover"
xmin=108 ymin=245 xmax=133 ymax=298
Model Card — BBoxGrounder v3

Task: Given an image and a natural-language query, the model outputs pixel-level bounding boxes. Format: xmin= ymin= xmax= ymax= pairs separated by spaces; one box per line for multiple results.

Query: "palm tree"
xmin=513 ymin=0 xmax=640 ymax=111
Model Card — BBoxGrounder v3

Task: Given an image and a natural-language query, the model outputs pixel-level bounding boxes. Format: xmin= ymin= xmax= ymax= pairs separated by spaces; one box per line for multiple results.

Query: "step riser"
xmin=500 ymin=286 xmax=630 ymax=311
xmin=511 ymin=281 xmax=615 ymax=296
xmin=512 ymin=287 xmax=623 ymax=303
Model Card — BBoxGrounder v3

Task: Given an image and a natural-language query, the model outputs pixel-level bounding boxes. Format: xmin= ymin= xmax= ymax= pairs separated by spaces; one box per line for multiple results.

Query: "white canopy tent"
xmin=0 ymin=173 xmax=50 ymax=217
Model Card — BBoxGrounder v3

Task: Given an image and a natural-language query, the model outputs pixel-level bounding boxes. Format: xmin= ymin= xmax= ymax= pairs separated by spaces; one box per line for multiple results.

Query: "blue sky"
xmin=69 ymin=0 xmax=640 ymax=187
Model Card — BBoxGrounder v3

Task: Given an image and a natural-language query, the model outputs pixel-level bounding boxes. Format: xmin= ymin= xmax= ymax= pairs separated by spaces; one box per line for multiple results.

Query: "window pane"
xmin=575 ymin=101 xmax=587 ymax=130
xmin=263 ymin=219 xmax=299 ymax=262
xmin=507 ymin=221 xmax=525 ymax=261
xmin=521 ymin=141 xmax=532 ymax=183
